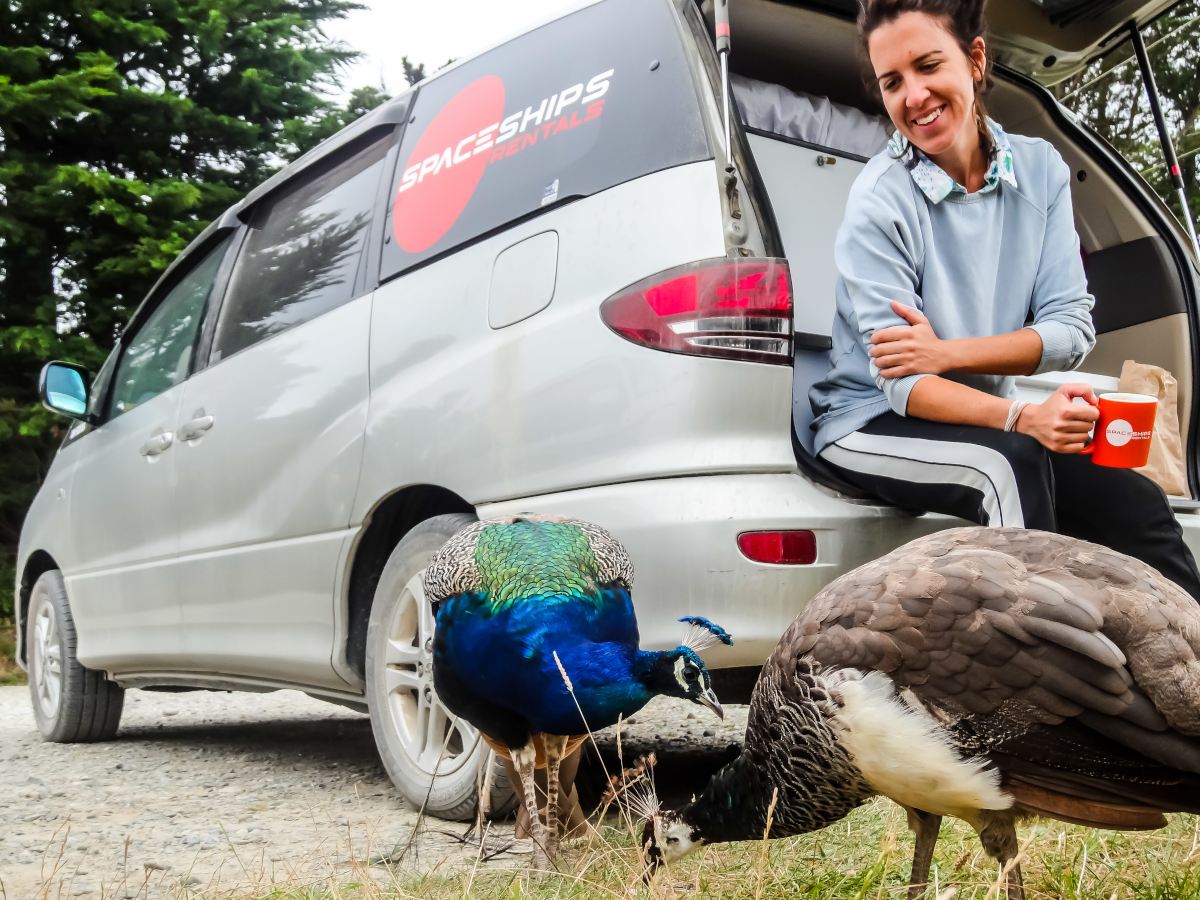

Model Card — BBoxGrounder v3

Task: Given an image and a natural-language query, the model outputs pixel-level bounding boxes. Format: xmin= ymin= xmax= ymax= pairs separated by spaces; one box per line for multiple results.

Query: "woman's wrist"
xmin=1011 ymin=400 xmax=1035 ymax=435
xmin=939 ymin=338 xmax=966 ymax=374
xmin=1003 ymin=400 xmax=1029 ymax=432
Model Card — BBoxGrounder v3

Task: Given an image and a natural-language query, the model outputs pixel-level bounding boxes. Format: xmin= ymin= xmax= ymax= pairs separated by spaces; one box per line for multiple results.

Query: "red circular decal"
xmin=393 ymin=76 xmax=506 ymax=254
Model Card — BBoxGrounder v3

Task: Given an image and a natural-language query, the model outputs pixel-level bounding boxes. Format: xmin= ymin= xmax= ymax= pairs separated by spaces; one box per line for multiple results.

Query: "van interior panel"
xmin=737 ymin=0 xmax=1182 ymax=84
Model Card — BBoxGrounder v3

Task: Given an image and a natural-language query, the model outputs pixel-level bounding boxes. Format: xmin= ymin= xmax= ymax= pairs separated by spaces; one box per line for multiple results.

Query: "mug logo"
xmin=1106 ymin=419 xmax=1133 ymax=447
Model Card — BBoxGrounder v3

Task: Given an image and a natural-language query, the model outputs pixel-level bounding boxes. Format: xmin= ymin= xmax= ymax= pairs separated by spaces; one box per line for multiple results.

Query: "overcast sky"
xmin=323 ymin=0 xmax=581 ymax=99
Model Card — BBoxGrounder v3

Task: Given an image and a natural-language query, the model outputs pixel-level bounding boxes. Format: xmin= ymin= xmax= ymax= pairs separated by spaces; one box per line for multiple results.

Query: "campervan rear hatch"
xmin=768 ymin=0 xmax=1183 ymax=84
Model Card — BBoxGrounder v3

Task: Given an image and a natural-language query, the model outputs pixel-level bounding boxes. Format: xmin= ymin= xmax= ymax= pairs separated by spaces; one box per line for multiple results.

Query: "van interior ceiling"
xmin=705 ymin=0 xmax=1195 ymax=492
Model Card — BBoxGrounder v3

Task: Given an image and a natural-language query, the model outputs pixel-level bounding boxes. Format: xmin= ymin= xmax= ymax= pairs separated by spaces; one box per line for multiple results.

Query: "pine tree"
xmin=0 ymin=0 xmax=365 ymax=614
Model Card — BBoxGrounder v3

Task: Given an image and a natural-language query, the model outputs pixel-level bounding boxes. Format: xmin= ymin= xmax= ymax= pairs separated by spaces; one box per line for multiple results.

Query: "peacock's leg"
xmin=978 ymin=812 xmax=1024 ymax=900
xmin=542 ymin=734 xmax=570 ymax=859
xmin=904 ymin=808 xmax=942 ymax=899
xmin=558 ymin=745 xmax=591 ymax=838
xmin=511 ymin=740 xmax=550 ymax=871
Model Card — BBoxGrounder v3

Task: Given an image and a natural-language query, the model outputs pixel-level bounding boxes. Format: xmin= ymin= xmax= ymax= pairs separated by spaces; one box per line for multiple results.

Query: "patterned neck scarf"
xmin=887 ymin=117 xmax=1016 ymax=204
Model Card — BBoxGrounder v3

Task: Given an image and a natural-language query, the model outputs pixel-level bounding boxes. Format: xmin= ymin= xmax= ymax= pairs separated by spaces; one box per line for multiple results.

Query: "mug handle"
xmin=1080 ymin=442 xmax=1095 ymax=456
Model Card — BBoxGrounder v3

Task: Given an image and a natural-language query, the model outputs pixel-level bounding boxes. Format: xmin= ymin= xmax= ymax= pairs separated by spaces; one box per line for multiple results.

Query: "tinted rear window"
xmin=381 ymin=0 xmax=710 ymax=279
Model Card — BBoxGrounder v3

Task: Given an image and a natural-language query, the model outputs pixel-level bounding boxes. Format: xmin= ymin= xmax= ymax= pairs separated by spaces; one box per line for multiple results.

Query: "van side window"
xmin=212 ymin=135 xmax=391 ymax=361
xmin=381 ymin=0 xmax=709 ymax=278
xmin=109 ymin=238 xmax=230 ymax=418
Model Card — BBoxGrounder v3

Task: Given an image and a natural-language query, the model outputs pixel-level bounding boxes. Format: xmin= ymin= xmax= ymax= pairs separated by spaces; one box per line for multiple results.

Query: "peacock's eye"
xmin=684 ymin=667 xmax=699 ymax=682
xmin=667 ymin=837 xmax=679 ymax=845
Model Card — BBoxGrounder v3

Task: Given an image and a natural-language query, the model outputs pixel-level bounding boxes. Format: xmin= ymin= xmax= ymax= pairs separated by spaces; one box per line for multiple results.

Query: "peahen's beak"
xmin=697 ymin=687 xmax=724 ymax=720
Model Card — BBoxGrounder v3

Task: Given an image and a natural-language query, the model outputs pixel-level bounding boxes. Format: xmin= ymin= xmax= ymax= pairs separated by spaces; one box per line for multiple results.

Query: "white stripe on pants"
xmin=821 ymin=430 xmax=1027 ymax=527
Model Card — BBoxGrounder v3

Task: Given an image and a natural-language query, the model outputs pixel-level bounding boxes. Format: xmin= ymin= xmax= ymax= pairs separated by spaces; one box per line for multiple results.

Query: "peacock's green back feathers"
xmin=425 ymin=516 xmax=634 ymax=612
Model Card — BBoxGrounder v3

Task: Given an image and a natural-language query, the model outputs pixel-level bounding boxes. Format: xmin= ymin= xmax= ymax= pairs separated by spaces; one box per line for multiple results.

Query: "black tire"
xmin=364 ymin=513 xmax=517 ymax=821
xmin=26 ymin=569 xmax=124 ymax=742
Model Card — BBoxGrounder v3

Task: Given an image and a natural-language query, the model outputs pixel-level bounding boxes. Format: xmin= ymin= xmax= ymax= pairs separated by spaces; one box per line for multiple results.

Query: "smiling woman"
xmin=806 ymin=0 xmax=1200 ymax=602
xmin=862 ymin=0 xmax=995 ymax=190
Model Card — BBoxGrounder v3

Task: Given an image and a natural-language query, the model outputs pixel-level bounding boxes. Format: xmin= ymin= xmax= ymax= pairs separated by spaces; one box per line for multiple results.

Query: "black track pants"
xmin=820 ymin=412 xmax=1200 ymax=601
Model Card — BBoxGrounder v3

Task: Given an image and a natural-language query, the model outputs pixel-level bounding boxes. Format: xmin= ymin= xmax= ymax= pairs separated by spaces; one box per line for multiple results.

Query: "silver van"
xmin=16 ymin=0 xmax=1199 ymax=819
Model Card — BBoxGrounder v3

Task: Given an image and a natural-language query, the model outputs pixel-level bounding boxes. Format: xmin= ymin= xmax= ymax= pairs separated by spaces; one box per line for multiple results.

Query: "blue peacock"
xmin=423 ymin=514 xmax=732 ymax=868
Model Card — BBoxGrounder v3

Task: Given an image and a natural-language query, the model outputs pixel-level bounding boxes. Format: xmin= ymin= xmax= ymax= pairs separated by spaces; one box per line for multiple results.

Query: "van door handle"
xmin=178 ymin=414 xmax=214 ymax=441
xmin=139 ymin=432 xmax=174 ymax=457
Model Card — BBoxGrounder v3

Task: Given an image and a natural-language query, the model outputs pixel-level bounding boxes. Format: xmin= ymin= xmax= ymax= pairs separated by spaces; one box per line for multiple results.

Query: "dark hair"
xmin=857 ymin=0 xmax=995 ymax=161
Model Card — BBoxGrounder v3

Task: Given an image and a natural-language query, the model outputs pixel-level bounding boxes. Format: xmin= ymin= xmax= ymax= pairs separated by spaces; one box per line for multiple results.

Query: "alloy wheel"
xmin=383 ymin=571 xmax=481 ymax=776
xmin=30 ymin=596 xmax=63 ymax=721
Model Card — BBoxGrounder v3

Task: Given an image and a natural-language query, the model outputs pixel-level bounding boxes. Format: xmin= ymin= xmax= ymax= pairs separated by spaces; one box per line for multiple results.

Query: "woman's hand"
xmin=1015 ymin=384 xmax=1099 ymax=453
xmin=869 ymin=301 xmax=951 ymax=378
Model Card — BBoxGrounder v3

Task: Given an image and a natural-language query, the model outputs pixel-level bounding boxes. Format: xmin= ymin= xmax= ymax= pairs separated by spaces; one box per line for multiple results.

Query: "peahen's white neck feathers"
xmin=824 ymin=670 xmax=1012 ymax=822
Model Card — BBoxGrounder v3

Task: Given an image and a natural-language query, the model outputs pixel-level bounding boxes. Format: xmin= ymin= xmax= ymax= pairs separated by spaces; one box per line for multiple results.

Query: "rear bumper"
xmin=478 ymin=472 xmax=955 ymax=667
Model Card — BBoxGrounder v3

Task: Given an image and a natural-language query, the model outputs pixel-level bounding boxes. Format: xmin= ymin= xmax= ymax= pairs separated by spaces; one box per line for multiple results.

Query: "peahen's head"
xmin=641 ymin=808 xmax=703 ymax=876
xmin=640 ymin=616 xmax=733 ymax=719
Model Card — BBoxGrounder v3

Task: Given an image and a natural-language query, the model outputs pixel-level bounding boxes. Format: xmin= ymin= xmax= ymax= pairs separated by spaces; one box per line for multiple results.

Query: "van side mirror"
xmin=39 ymin=361 xmax=92 ymax=421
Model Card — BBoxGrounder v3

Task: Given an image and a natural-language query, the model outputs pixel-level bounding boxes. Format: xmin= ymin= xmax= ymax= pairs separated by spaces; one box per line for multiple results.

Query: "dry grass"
xmin=238 ymin=800 xmax=1200 ymax=900
xmin=1 ymin=620 xmax=26 ymax=686
xmin=4 ymin=629 xmax=1193 ymax=899
xmin=242 ymin=659 xmax=1200 ymax=900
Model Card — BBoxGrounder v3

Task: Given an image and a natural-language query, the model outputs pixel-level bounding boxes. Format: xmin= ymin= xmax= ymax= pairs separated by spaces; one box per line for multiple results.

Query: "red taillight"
xmin=600 ymin=258 xmax=792 ymax=364
xmin=737 ymin=530 xmax=817 ymax=565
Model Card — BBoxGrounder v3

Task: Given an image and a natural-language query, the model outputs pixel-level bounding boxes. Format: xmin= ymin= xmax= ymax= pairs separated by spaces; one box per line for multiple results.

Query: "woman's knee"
xmin=1120 ymin=470 xmax=1174 ymax=517
xmin=1054 ymin=454 xmax=1173 ymax=524
xmin=994 ymin=432 xmax=1051 ymax=478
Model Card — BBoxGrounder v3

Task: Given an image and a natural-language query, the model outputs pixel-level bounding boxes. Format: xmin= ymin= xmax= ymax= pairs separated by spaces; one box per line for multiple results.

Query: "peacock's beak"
xmin=697 ymin=687 xmax=724 ymax=720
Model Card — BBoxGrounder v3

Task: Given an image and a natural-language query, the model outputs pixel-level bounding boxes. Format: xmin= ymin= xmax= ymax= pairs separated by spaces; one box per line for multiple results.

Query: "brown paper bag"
xmin=1118 ymin=360 xmax=1188 ymax=496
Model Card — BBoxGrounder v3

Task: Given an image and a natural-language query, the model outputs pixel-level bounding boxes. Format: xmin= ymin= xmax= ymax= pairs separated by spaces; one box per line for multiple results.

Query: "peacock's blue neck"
xmin=544 ymin=646 xmax=665 ymax=730
xmin=631 ymin=648 xmax=669 ymax=684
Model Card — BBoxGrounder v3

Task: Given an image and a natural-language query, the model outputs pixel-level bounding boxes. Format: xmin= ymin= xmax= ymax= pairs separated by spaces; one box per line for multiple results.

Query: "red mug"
xmin=1082 ymin=392 xmax=1157 ymax=467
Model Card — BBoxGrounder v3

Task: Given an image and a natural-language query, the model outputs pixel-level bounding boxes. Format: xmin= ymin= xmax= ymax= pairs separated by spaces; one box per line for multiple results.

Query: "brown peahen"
xmin=640 ymin=527 xmax=1200 ymax=898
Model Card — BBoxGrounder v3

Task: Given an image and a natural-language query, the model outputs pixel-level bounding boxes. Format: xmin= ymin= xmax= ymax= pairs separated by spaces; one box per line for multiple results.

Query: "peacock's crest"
xmin=679 ymin=616 xmax=735 ymax=653
xmin=424 ymin=515 xmax=634 ymax=608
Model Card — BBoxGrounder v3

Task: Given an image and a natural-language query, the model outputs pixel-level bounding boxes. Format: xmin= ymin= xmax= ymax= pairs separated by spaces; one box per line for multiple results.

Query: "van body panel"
xmin=356 ymin=161 xmax=797 ymax=521
xmin=1179 ymin=510 xmax=1200 ymax=559
xmin=65 ymin=386 xmax=186 ymax=671
xmin=488 ymin=230 xmax=560 ymax=329
xmin=480 ymin=473 xmax=958 ymax=665
xmin=14 ymin=444 xmax=79 ymax=664
xmin=169 ymin=529 xmax=356 ymax=688
xmin=166 ymin=295 xmax=372 ymax=685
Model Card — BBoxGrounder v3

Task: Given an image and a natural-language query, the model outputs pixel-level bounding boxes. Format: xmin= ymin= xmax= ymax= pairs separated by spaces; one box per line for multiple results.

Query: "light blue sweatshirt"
xmin=808 ymin=132 xmax=1096 ymax=456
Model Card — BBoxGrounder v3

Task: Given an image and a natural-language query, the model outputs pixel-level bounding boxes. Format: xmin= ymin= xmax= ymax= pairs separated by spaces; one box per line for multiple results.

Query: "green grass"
xmin=241 ymin=799 xmax=1200 ymax=899
xmin=0 ymin=620 xmax=26 ymax=686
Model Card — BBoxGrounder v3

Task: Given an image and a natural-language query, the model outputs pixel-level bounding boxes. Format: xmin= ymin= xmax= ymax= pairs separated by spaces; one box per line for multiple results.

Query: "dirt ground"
xmin=0 ymin=685 xmax=746 ymax=898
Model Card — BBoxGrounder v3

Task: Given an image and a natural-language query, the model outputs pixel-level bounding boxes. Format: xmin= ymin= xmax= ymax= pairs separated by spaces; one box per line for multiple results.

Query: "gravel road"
xmin=0 ymin=685 xmax=746 ymax=898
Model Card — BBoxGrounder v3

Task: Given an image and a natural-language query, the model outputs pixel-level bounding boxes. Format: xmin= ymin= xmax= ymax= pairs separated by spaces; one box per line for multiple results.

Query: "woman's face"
xmin=867 ymin=11 xmax=986 ymax=163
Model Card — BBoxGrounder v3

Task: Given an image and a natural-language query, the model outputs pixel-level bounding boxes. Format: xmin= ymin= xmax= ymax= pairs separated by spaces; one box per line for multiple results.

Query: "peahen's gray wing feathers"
xmin=775 ymin=528 xmax=1200 ymax=773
